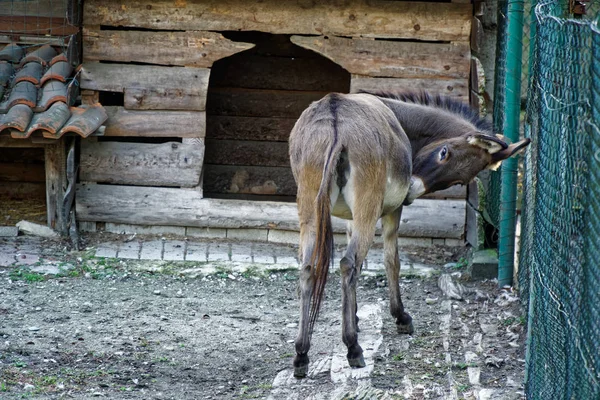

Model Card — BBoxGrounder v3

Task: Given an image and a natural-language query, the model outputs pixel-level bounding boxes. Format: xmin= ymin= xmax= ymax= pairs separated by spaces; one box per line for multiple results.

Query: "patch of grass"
xmin=13 ymin=361 xmax=27 ymax=368
xmin=1 ymin=381 xmax=7 ymax=392
xmin=9 ymin=270 xmax=45 ymax=283
xmin=280 ymin=353 xmax=294 ymax=359
xmin=453 ymin=362 xmax=477 ymax=370
xmin=456 ymin=383 xmax=471 ymax=392
xmin=392 ymin=352 xmax=406 ymax=362
xmin=501 ymin=316 xmax=524 ymax=327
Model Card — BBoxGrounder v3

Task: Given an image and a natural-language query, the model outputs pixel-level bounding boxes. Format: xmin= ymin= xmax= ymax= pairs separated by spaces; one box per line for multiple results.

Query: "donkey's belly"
xmin=381 ymin=176 xmax=410 ymax=215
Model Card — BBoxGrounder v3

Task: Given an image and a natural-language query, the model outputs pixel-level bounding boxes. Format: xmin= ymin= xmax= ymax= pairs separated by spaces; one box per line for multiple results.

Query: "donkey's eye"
xmin=439 ymin=146 xmax=448 ymax=161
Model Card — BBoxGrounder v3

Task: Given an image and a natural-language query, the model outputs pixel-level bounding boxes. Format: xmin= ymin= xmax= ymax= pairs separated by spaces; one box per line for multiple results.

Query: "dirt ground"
xmin=0 ymin=235 xmax=525 ymax=399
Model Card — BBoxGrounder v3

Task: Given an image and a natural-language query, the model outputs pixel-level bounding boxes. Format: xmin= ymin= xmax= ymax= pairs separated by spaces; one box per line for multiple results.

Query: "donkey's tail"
xmin=308 ymin=95 xmax=344 ymax=335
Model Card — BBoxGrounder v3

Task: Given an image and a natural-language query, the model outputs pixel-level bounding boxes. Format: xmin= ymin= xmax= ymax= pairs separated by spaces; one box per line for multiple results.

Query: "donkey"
xmin=288 ymin=91 xmax=530 ymax=378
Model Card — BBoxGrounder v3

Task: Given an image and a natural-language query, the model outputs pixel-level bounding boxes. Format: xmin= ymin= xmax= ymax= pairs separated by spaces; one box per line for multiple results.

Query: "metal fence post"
xmin=498 ymin=0 xmax=525 ymax=287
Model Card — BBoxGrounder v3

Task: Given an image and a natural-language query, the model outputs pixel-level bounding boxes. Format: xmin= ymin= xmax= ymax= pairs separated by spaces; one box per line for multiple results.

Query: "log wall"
xmin=77 ymin=0 xmax=473 ymax=240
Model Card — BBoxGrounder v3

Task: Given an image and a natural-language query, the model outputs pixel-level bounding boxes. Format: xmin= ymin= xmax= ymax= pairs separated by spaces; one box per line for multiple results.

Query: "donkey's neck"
xmin=379 ymin=98 xmax=478 ymax=157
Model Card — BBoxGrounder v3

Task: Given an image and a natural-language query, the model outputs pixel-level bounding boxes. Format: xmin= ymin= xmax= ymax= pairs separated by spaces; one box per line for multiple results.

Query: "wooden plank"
xmin=203 ymin=165 xmax=297 ymax=196
xmin=350 ymin=75 xmax=469 ymax=99
xmin=0 ymin=1 xmax=68 ymax=18
xmin=80 ymin=63 xmax=210 ymax=98
xmin=0 ymin=163 xmax=45 ymax=182
xmin=103 ymin=107 xmax=205 ymax=138
xmin=80 ymin=141 xmax=204 ymax=187
xmin=0 ymin=136 xmax=46 ymax=147
xmin=124 ymin=87 xmax=205 ymax=111
xmin=83 ymin=28 xmax=255 ymax=67
xmin=209 ymin=54 xmax=350 ymax=92
xmin=0 ymin=16 xmax=78 ymax=36
xmin=291 ymin=36 xmax=470 ymax=79
xmin=204 ymin=140 xmax=289 ymax=167
xmin=207 ymin=116 xmax=296 ymax=142
xmin=45 ymin=138 xmax=66 ymax=233
xmin=76 ymin=184 xmax=466 ymax=239
xmin=83 ymin=0 xmax=472 ymax=42
xmin=207 ymin=88 xmax=326 ymax=118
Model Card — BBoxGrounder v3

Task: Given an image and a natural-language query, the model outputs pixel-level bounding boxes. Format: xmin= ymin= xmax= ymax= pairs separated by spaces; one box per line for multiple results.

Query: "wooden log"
xmin=45 ymin=138 xmax=67 ymax=233
xmin=80 ymin=140 xmax=204 ymax=187
xmin=62 ymin=138 xmax=77 ymax=236
xmin=83 ymin=28 xmax=255 ymax=67
xmin=0 ymin=136 xmax=46 ymax=148
xmin=83 ymin=0 xmax=472 ymax=42
xmin=75 ymin=183 xmax=466 ymax=239
xmin=204 ymin=139 xmax=289 ymax=167
xmin=350 ymin=75 xmax=469 ymax=99
xmin=124 ymin=87 xmax=205 ymax=111
xmin=207 ymin=88 xmax=326 ymax=118
xmin=0 ymin=163 xmax=45 ymax=182
xmin=80 ymin=63 xmax=210 ymax=99
xmin=291 ymin=36 xmax=470 ymax=79
xmin=203 ymin=165 xmax=296 ymax=196
xmin=209 ymin=54 xmax=350 ymax=92
xmin=207 ymin=116 xmax=296 ymax=142
xmin=103 ymin=107 xmax=206 ymax=138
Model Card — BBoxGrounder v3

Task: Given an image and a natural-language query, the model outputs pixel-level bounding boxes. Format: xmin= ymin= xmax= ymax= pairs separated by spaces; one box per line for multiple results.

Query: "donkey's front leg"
xmin=382 ymin=208 xmax=414 ymax=334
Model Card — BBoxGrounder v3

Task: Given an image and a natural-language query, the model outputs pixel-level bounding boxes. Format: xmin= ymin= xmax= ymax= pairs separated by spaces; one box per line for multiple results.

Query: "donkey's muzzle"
xmin=403 ymin=176 xmax=426 ymax=206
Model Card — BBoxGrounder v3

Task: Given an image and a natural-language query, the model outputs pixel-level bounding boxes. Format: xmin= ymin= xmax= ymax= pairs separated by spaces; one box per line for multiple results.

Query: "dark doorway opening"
xmin=204 ymin=32 xmax=350 ymax=202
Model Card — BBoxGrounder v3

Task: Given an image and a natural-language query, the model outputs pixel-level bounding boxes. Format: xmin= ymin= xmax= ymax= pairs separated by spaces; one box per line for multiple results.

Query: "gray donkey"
xmin=288 ymin=91 xmax=530 ymax=378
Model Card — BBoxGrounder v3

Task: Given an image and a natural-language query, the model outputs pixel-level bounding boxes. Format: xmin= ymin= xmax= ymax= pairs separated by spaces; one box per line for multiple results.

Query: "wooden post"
xmin=45 ymin=137 xmax=67 ymax=234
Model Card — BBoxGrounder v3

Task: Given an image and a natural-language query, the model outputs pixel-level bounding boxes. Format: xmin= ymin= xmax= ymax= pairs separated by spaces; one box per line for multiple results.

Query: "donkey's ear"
xmin=491 ymin=138 xmax=531 ymax=162
xmin=466 ymin=133 xmax=508 ymax=154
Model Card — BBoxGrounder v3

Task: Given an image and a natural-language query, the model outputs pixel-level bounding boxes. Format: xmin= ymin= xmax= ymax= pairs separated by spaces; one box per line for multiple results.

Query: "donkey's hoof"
xmin=293 ymin=353 xmax=309 ymax=378
xmin=347 ymin=354 xmax=366 ymax=368
xmin=396 ymin=313 xmax=414 ymax=334
xmin=396 ymin=320 xmax=414 ymax=335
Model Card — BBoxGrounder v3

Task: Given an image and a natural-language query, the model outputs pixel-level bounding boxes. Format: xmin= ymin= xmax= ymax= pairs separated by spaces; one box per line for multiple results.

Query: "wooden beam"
xmin=103 ymin=107 xmax=206 ymax=138
xmin=291 ymin=36 xmax=470 ymax=79
xmin=207 ymin=88 xmax=326 ymax=118
xmin=80 ymin=140 xmax=205 ymax=187
xmin=80 ymin=63 xmax=210 ymax=100
xmin=76 ymin=184 xmax=466 ymax=239
xmin=83 ymin=0 xmax=472 ymax=42
xmin=204 ymin=139 xmax=289 ymax=167
xmin=207 ymin=116 xmax=296 ymax=142
xmin=203 ymin=165 xmax=296 ymax=196
xmin=83 ymin=28 xmax=255 ymax=67
xmin=350 ymin=75 xmax=469 ymax=99
xmin=124 ymin=87 xmax=205 ymax=111
xmin=45 ymin=137 xmax=67 ymax=233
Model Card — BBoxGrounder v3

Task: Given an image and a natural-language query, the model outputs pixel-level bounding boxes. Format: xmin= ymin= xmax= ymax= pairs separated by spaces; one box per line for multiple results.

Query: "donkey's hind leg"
xmin=381 ymin=208 xmax=414 ymax=334
xmin=340 ymin=175 xmax=384 ymax=368
xmin=293 ymin=225 xmax=315 ymax=378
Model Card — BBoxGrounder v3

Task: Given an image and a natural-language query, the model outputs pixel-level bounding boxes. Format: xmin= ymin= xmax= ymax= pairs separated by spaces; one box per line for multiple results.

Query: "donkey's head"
xmin=404 ymin=133 xmax=531 ymax=205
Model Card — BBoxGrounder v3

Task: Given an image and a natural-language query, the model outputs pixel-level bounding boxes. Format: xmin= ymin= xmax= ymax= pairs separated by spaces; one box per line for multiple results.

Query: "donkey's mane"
xmin=359 ymin=90 xmax=492 ymax=133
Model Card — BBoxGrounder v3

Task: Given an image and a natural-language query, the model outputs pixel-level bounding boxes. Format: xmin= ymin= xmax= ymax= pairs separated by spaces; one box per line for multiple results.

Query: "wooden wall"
xmin=76 ymin=0 xmax=472 ymax=239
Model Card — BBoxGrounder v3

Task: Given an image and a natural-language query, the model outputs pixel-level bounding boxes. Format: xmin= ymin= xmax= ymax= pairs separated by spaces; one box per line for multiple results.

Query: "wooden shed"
xmin=74 ymin=0 xmax=482 ymax=245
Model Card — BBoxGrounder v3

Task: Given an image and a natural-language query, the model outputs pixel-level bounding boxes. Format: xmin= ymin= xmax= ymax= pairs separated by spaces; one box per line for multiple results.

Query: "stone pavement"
xmin=0 ymin=236 xmax=436 ymax=277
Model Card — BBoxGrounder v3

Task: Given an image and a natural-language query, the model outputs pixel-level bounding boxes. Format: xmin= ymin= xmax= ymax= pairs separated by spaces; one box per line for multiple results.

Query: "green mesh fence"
xmin=517 ymin=2 xmax=600 ymax=398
